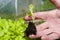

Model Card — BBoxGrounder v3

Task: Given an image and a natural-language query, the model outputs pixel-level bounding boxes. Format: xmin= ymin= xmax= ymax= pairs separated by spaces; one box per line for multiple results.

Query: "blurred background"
xmin=0 ymin=0 xmax=56 ymax=19
xmin=0 ymin=0 xmax=57 ymax=40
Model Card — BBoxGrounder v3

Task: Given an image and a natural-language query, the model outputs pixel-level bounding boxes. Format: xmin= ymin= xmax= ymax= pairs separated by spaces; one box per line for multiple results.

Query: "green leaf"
xmin=0 ymin=18 xmax=28 ymax=40
xmin=28 ymin=4 xmax=34 ymax=16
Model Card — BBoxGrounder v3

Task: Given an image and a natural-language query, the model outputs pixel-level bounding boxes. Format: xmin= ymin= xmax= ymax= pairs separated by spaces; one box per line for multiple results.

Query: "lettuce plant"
xmin=0 ymin=18 xmax=30 ymax=40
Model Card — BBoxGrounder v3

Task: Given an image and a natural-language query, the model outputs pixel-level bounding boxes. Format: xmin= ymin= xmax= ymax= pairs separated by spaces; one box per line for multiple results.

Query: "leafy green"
xmin=0 ymin=18 xmax=30 ymax=40
xmin=28 ymin=4 xmax=35 ymax=23
xmin=28 ymin=4 xmax=34 ymax=16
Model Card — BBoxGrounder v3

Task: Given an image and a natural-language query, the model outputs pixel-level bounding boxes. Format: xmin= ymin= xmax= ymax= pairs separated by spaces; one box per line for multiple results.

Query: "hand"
xmin=24 ymin=9 xmax=60 ymax=40
xmin=50 ymin=0 xmax=60 ymax=9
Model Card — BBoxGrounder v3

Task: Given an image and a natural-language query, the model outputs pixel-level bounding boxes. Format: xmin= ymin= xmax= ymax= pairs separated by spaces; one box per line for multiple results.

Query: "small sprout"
xmin=24 ymin=4 xmax=36 ymax=37
xmin=29 ymin=4 xmax=34 ymax=14
xmin=28 ymin=4 xmax=35 ymax=23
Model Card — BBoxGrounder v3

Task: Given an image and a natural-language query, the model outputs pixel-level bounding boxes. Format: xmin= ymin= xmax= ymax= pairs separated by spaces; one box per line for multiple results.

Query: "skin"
xmin=50 ymin=0 xmax=60 ymax=9
xmin=24 ymin=0 xmax=60 ymax=40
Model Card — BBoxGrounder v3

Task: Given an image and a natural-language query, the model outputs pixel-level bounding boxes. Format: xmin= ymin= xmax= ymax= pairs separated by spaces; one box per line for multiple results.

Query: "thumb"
xmin=24 ymin=12 xmax=47 ymax=21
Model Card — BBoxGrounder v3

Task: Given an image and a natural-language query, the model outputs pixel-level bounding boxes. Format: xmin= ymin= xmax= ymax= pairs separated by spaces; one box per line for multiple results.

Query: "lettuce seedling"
xmin=24 ymin=4 xmax=37 ymax=37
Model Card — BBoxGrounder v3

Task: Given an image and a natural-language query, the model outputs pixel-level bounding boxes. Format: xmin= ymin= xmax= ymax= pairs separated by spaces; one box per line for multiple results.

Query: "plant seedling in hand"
xmin=24 ymin=4 xmax=45 ymax=37
xmin=24 ymin=4 xmax=37 ymax=37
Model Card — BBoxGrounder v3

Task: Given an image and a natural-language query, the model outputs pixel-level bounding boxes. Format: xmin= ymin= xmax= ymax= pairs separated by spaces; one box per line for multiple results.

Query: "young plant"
xmin=0 ymin=18 xmax=29 ymax=40
xmin=24 ymin=4 xmax=37 ymax=37
xmin=28 ymin=4 xmax=35 ymax=22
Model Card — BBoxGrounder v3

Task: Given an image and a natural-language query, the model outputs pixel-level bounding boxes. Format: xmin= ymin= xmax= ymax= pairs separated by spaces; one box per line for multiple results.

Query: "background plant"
xmin=0 ymin=18 xmax=31 ymax=40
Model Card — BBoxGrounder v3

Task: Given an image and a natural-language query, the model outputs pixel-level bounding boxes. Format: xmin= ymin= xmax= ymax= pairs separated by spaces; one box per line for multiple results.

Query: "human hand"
xmin=50 ymin=0 xmax=60 ymax=9
xmin=24 ymin=9 xmax=60 ymax=40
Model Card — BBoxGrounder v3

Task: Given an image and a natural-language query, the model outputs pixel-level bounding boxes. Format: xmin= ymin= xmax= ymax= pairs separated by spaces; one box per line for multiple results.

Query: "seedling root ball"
xmin=24 ymin=22 xmax=37 ymax=37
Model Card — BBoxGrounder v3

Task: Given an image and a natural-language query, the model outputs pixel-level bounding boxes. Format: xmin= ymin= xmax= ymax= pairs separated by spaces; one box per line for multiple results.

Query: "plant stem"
xmin=29 ymin=4 xmax=35 ymax=23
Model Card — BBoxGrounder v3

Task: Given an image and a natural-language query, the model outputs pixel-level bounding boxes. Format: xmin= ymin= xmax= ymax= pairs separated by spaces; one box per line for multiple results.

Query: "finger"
xmin=42 ymin=28 xmax=53 ymax=35
xmin=50 ymin=0 xmax=60 ymax=9
xmin=40 ymin=29 xmax=54 ymax=40
xmin=24 ymin=15 xmax=32 ymax=21
xmin=41 ymin=33 xmax=59 ymax=40
xmin=41 ymin=35 xmax=55 ymax=40
xmin=36 ymin=22 xmax=49 ymax=31
xmin=24 ymin=12 xmax=47 ymax=21
xmin=29 ymin=31 xmax=43 ymax=39
xmin=48 ymin=33 xmax=59 ymax=40
xmin=29 ymin=34 xmax=40 ymax=39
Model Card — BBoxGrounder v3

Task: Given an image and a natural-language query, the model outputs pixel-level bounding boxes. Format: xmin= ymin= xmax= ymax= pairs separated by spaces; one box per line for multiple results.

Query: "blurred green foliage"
xmin=0 ymin=18 xmax=30 ymax=40
xmin=0 ymin=0 xmax=56 ymax=17
xmin=35 ymin=0 xmax=56 ymax=11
